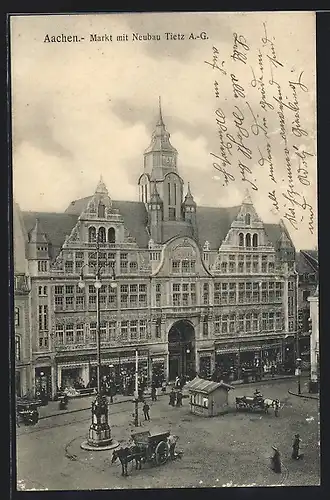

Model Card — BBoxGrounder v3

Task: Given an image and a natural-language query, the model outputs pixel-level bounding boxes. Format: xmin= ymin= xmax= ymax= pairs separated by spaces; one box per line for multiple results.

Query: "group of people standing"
xmin=271 ymin=434 xmax=304 ymax=473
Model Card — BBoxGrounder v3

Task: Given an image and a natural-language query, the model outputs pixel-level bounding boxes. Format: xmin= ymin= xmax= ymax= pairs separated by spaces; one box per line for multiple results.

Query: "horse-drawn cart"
xmin=235 ymin=394 xmax=280 ymax=415
xmin=131 ymin=430 xmax=170 ymax=465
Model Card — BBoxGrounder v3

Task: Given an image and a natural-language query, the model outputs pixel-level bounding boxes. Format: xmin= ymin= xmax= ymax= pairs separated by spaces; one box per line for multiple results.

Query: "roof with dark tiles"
xmin=20 ymin=197 xmax=293 ymax=259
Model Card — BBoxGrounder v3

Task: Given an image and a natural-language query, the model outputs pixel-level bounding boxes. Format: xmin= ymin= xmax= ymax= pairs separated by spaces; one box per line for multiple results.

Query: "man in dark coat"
xmin=151 ymin=384 xmax=157 ymax=402
xmin=169 ymin=388 xmax=176 ymax=406
xmin=292 ymin=434 xmax=303 ymax=459
xmin=176 ymin=390 xmax=183 ymax=407
xmin=143 ymin=401 xmax=150 ymax=421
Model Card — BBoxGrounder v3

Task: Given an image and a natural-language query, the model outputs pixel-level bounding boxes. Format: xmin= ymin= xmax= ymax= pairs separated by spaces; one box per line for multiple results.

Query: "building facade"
xmin=15 ymin=103 xmax=299 ymax=398
xmin=308 ymin=285 xmax=319 ymax=387
xmin=13 ymin=202 xmax=33 ymax=397
xmin=296 ymin=250 xmax=318 ymax=365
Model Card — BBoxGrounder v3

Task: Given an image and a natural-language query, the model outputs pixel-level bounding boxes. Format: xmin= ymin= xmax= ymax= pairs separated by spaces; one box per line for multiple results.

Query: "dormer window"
xmin=98 ymin=203 xmax=105 ymax=218
xmin=245 ymin=213 xmax=251 ymax=225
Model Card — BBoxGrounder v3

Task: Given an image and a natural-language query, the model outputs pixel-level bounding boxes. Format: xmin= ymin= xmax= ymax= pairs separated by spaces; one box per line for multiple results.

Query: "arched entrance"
xmin=168 ymin=320 xmax=195 ymax=380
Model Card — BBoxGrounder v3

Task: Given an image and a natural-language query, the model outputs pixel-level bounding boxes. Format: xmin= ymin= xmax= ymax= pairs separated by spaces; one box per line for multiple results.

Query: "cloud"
xmin=10 ymin=12 xmax=317 ymax=250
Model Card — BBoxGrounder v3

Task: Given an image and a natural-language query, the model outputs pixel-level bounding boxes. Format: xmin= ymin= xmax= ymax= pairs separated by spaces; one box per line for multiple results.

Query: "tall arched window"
xmin=246 ymin=233 xmax=251 ymax=247
xmin=15 ymin=307 xmax=20 ymax=327
xmin=245 ymin=213 xmax=251 ymax=225
xmin=88 ymin=226 xmax=96 ymax=242
xmin=98 ymin=202 xmax=105 ymax=218
xmin=239 ymin=233 xmax=244 ymax=246
xmin=252 ymin=233 xmax=258 ymax=247
xmin=108 ymin=227 xmax=115 ymax=243
xmin=98 ymin=227 xmax=106 ymax=243
xmin=15 ymin=335 xmax=21 ymax=361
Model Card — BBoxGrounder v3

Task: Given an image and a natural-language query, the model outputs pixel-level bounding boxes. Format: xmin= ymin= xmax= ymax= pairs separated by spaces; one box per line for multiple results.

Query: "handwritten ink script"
xmin=204 ymin=19 xmax=316 ymax=238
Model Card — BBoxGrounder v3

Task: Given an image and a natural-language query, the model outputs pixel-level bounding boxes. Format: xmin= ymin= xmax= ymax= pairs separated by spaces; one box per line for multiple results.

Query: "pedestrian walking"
xmin=167 ymin=434 xmax=178 ymax=460
xmin=169 ymin=387 xmax=176 ymax=406
xmin=270 ymin=446 xmax=281 ymax=473
xmin=176 ymin=390 xmax=183 ymax=407
xmin=143 ymin=401 xmax=150 ymax=421
xmin=292 ymin=434 xmax=304 ymax=460
xmin=151 ymin=385 xmax=157 ymax=402
xmin=274 ymin=399 xmax=280 ymax=417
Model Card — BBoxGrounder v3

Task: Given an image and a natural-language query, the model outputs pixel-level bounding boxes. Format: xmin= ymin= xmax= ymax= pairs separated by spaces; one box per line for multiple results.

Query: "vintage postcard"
xmin=10 ymin=11 xmax=319 ymax=490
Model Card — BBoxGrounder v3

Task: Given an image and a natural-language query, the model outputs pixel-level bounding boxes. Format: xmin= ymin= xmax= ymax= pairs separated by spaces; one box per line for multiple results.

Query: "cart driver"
xmin=167 ymin=434 xmax=178 ymax=459
xmin=254 ymin=389 xmax=263 ymax=401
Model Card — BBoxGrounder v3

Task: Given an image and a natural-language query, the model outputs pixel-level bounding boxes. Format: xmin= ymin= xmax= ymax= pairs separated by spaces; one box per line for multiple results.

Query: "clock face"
xmin=163 ymin=155 xmax=174 ymax=166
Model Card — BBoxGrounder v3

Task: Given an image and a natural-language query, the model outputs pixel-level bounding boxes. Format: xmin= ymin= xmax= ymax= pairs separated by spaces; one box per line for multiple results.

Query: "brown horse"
xmin=111 ymin=446 xmax=144 ymax=476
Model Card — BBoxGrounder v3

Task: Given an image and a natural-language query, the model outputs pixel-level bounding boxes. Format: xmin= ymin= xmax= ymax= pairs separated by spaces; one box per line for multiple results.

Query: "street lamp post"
xmin=80 ymin=241 xmax=119 ymax=451
xmin=296 ymin=357 xmax=302 ymax=395
xmin=134 ymin=349 xmax=139 ymax=427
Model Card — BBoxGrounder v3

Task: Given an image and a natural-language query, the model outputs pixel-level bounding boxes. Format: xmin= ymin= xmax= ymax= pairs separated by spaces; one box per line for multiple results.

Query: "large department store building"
xmin=13 ymin=103 xmax=298 ymax=398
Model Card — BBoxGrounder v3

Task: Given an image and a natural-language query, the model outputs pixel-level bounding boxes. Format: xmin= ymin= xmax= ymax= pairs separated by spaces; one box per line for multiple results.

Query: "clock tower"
xmin=139 ymin=98 xmax=194 ymax=242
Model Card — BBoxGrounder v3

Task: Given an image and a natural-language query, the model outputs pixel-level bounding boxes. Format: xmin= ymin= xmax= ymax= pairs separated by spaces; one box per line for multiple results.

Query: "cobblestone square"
xmin=16 ymin=379 xmax=320 ymax=490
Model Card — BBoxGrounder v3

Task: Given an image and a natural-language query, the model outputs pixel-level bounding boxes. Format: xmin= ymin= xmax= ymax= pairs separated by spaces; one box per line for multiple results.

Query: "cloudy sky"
xmin=10 ymin=12 xmax=317 ymax=250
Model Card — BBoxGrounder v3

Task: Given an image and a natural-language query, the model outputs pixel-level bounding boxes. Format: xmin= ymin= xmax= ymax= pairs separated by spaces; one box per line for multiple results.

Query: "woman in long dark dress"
xmin=271 ymin=446 xmax=282 ymax=473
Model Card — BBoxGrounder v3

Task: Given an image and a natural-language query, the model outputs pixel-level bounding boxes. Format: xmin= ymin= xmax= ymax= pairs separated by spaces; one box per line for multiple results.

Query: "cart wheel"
xmin=155 ymin=441 xmax=169 ymax=465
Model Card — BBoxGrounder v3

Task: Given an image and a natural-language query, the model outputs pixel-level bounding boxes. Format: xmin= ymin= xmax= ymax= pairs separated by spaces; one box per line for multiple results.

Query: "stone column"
xmin=81 ymin=364 xmax=89 ymax=387
xmin=51 ymin=364 xmax=57 ymax=399
xmin=57 ymin=365 xmax=62 ymax=389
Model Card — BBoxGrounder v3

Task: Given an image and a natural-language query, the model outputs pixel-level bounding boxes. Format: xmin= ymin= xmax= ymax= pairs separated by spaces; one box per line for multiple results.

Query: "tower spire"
xmin=157 ymin=96 xmax=164 ymax=126
xmin=95 ymin=175 xmax=108 ymax=195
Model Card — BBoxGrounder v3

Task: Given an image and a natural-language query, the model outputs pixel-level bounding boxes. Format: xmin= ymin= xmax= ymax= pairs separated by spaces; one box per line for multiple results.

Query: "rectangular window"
xmin=55 ymin=296 xmax=63 ymax=311
xmin=238 ymin=314 xmax=244 ymax=332
xmin=75 ymin=296 xmax=84 ymax=310
xmin=229 ymin=292 xmax=236 ymax=304
xmin=38 ymin=305 xmax=48 ymax=330
xmin=172 ymin=261 xmax=180 ymax=273
xmin=173 ymin=284 xmax=180 ymax=292
xmin=109 ymin=321 xmax=116 ymax=340
xmin=252 ymin=291 xmax=259 ymax=303
xmin=229 ymin=314 xmax=235 ymax=333
xmin=65 ymin=296 xmax=74 ymax=309
xmin=120 ymin=261 xmax=128 ymax=273
xmin=229 ymin=262 xmax=235 ymax=273
xmin=65 ymin=261 xmax=73 ymax=273
xmin=90 ymin=323 xmax=96 ymax=343
xmin=182 ymin=261 xmax=190 ymax=273
xmin=221 ymin=262 xmax=228 ymax=273
xmin=130 ymin=262 xmax=138 ymax=271
xmin=38 ymin=286 xmax=47 ymax=296
xmin=155 ymin=319 xmax=161 ymax=338
xmin=156 ymin=293 xmax=161 ymax=307
xmin=214 ymin=316 xmax=221 ymax=334
xmin=15 ymin=307 xmax=20 ymax=327
xmin=252 ymin=313 xmax=259 ymax=331
xmin=238 ymin=291 xmax=244 ymax=303
xmin=139 ymin=319 xmax=146 ymax=339
xmin=65 ymin=285 xmax=74 ymax=294
xmin=238 ymin=262 xmax=244 ymax=273
xmin=55 ymin=285 xmax=63 ymax=295
xmin=203 ymin=317 xmax=208 ymax=336
xmin=100 ymin=322 xmax=107 ymax=342
xmin=55 ymin=325 xmax=64 ymax=345
xmin=121 ymin=321 xmax=128 ymax=339
xmin=221 ymin=315 xmax=228 ymax=334
xmin=65 ymin=324 xmax=74 ymax=344
xmin=173 ymin=294 xmax=181 ymax=306
xmin=76 ymin=324 xmax=84 ymax=343
xmin=130 ymin=320 xmax=138 ymax=339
